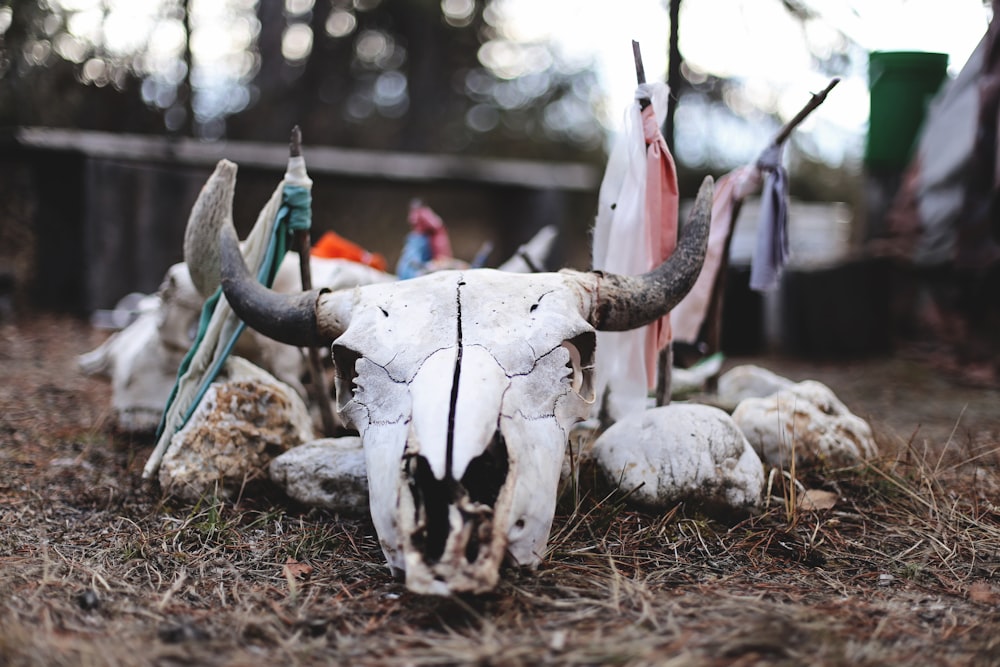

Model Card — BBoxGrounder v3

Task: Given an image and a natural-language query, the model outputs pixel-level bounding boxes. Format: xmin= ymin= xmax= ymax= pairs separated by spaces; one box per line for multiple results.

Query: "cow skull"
xmin=218 ymin=178 xmax=713 ymax=594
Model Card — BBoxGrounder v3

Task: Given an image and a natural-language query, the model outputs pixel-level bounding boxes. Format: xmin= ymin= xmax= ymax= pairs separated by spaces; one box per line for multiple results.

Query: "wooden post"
xmin=633 ymin=40 xmax=673 ymax=406
xmin=290 ymin=126 xmax=337 ymax=437
xmin=632 ymin=40 xmax=650 ymax=108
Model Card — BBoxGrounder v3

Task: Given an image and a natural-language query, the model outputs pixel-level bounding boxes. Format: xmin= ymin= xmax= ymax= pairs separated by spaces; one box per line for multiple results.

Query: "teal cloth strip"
xmin=155 ymin=184 xmax=313 ymax=440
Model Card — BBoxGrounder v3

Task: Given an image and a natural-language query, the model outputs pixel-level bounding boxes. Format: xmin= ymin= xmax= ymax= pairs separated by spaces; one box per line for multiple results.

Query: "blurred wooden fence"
xmin=1 ymin=127 xmax=600 ymax=314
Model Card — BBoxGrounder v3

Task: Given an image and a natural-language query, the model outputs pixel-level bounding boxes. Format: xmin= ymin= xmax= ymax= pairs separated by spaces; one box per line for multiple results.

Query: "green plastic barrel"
xmin=865 ymin=51 xmax=949 ymax=168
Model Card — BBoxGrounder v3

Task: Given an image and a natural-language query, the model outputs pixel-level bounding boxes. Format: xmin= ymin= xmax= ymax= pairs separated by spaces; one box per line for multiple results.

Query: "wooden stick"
xmin=632 ymin=40 xmax=647 ymax=86
xmin=290 ymin=126 xmax=337 ymax=437
xmin=664 ymin=0 xmax=682 ymax=152
xmin=632 ymin=40 xmax=672 ymax=405
xmin=770 ymin=78 xmax=840 ymax=148
xmin=632 ymin=40 xmax=650 ymax=110
xmin=631 ymin=40 xmax=673 ymax=405
xmin=655 ymin=342 xmax=672 ymax=407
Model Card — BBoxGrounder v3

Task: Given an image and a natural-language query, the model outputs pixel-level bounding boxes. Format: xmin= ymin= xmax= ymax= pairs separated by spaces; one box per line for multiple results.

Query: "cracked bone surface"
xmin=219 ymin=177 xmax=712 ymax=595
xmin=332 ymin=270 xmax=597 ymax=594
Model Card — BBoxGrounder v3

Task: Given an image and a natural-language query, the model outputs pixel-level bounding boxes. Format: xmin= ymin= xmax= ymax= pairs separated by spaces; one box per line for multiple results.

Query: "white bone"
xmin=326 ymin=269 xmax=595 ymax=594
xmin=201 ymin=170 xmax=713 ymax=596
xmin=78 ymin=256 xmax=394 ymax=433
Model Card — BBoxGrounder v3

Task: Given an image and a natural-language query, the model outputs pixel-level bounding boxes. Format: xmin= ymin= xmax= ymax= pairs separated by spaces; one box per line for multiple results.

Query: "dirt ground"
xmin=2 ymin=314 xmax=1000 ymax=666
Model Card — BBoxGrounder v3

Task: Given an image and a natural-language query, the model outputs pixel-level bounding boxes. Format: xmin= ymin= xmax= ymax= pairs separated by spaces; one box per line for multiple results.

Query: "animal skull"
xmin=78 ymin=256 xmax=393 ymax=432
xmin=218 ymin=178 xmax=713 ymax=594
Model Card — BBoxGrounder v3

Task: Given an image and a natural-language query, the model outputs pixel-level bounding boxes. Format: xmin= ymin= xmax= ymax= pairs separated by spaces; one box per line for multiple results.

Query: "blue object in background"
xmin=397 ymin=231 xmax=433 ymax=280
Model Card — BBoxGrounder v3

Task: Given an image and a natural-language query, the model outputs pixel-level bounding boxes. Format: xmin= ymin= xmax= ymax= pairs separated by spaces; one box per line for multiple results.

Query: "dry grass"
xmin=2 ymin=315 xmax=1000 ymax=666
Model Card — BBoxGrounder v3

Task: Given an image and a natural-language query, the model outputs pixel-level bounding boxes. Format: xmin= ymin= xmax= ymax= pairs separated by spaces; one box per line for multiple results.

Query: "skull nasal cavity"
xmin=407 ymin=432 xmax=509 ymax=565
xmin=461 ymin=431 xmax=509 ymax=508
xmin=409 ymin=456 xmax=451 ymax=563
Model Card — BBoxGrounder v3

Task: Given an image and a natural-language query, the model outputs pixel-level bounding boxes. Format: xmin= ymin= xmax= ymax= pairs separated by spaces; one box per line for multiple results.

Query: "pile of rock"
xmin=156 ymin=360 xmax=875 ymax=519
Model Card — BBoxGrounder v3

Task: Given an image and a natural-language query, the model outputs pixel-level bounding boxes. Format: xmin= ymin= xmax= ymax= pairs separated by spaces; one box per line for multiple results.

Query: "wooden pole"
xmin=633 ymin=40 xmax=674 ymax=407
xmin=632 ymin=40 xmax=650 ymax=109
xmin=664 ymin=1 xmax=683 ymax=395
xmin=660 ymin=0 xmax=687 ymax=401
xmin=770 ymin=78 xmax=840 ymax=149
xmin=290 ymin=126 xmax=337 ymax=437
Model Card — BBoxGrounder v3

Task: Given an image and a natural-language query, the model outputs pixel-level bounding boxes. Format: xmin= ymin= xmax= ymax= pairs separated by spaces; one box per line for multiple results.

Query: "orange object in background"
xmin=310 ymin=230 xmax=387 ymax=271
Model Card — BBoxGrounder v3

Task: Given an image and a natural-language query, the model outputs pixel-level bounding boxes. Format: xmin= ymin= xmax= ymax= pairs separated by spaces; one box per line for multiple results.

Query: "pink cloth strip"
xmin=640 ymin=104 xmax=679 ymax=388
xmin=671 ymin=165 xmax=762 ymax=343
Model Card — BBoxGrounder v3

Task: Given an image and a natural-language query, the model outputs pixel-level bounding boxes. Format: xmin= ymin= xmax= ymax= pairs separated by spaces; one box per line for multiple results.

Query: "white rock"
xmin=732 ymin=380 xmax=877 ymax=468
xmin=270 ymin=437 xmax=368 ymax=512
xmin=159 ymin=357 xmax=315 ymax=500
xmin=594 ymin=404 xmax=764 ymax=512
xmin=715 ymin=364 xmax=795 ymax=412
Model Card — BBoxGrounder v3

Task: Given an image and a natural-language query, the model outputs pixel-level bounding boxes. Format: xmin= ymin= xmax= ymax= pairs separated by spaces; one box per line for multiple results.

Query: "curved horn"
xmin=184 ymin=160 xmax=237 ymax=299
xmin=587 ymin=175 xmax=713 ymax=331
xmin=219 ymin=222 xmax=349 ymax=347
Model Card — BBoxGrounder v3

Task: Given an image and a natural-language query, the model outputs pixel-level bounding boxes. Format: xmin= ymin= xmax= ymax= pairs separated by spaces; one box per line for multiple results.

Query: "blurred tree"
xmin=0 ymin=0 xmax=604 ymax=162
xmin=0 ymin=0 xmax=162 ymax=132
xmin=228 ymin=0 xmax=604 ymax=160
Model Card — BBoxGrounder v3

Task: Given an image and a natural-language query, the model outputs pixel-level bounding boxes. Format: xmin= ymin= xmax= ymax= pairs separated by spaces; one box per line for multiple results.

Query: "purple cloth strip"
xmin=749 ymin=143 xmax=790 ymax=291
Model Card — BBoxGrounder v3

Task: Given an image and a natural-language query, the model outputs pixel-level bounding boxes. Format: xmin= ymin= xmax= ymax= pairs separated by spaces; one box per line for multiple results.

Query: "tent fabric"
xmin=960 ymin=0 xmax=1000 ymax=266
xmin=879 ymin=9 xmax=1000 ymax=383
xmin=888 ymin=36 xmax=984 ymax=267
xmin=888 ymin=7 xmax=1000 ymax=269
xmin=592 ymin=81 xmax=678 ymax=422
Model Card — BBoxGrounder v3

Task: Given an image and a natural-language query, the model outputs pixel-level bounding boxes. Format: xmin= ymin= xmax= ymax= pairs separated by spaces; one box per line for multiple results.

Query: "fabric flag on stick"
xmin=749 ymin=143 xmax=790 ymax=291
xmin=671 ymin=165 xmax=763 ymax=343
xmin=592 ymin=81 xmax=679 ymax=421
xmin=670 ymin=146 xmax=787 ymax=346
xmin=143 ymin=154 xmax=314 ymax=480
xmin=670 ymin=80 xmax=838 ymax=347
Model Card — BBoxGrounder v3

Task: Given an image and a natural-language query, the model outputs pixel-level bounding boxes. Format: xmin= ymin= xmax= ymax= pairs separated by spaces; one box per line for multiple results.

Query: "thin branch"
xmin=632 ymin=40 xmax=650 ymax=110
xmin=633 ymin=39 xmax=668 ymax=403
xmin=770 ymin=78 xmax=840 ymax=148
xmin=632 ymin=40 xmax=647 ymax=85
xmin=289 ymin=126 xmax=336 ymax=436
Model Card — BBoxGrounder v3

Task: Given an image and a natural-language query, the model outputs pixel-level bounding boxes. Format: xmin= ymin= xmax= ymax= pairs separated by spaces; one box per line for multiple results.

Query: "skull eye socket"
xmin=331 ymin=344 xmax=361 ymax=409
xmin=562 ymin=332 xmax=596 ymax=403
